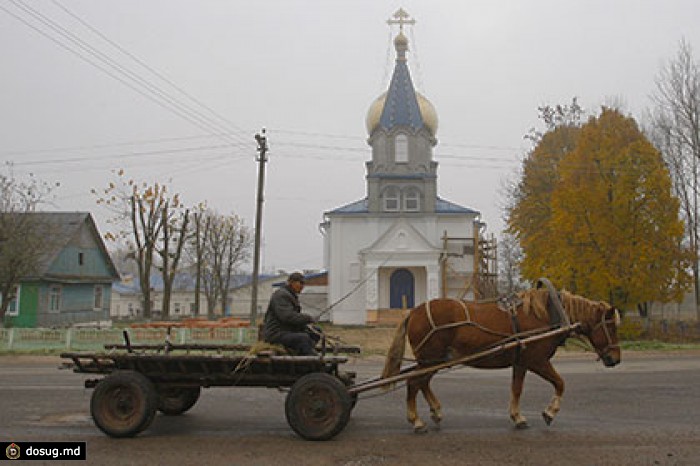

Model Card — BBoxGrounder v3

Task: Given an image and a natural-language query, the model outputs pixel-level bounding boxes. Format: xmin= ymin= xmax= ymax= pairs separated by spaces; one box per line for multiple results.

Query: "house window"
xmin=395 ymin=134 xmax=408 ymax=163
xmin=78 ymin=252 xmax=84 ymax=266
xmin=189 ymin=303 xmax=196 ymax=314
xmin=94 ymin=285 xmax=103 ymax=310
xmin=404 ymin=187 xmax=420 ymax=211
xmin=128 ymin=302 xmax=134 ymax=316
xmin=384 ymin=186 xmax=400 ymax=212
xmin=2 ymin=285 xmax=21 ymax=317
xmin=49 ymin=285 xmax=62 ymax=313
xmin=174 ymin=303 xmax=181 ymax=314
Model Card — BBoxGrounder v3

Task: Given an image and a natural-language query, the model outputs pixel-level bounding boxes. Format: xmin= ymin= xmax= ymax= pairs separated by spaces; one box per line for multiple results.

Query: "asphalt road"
xmin=1 ymin=352 xmax=699 ymax=465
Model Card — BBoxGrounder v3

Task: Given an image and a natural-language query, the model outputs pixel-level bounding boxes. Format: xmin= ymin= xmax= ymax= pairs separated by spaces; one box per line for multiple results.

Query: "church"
xmin=321 ymin=10 xmax=490 ymax=326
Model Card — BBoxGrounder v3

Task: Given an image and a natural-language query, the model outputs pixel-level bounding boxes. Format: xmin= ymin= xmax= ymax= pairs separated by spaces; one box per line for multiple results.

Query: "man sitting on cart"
xmin=262 ymin=272 xmax=320 ymax=356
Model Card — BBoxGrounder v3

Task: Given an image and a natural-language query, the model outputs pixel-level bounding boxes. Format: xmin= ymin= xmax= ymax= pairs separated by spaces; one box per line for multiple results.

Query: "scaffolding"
xmin=439 ymin=223 xmax=498 ymax=300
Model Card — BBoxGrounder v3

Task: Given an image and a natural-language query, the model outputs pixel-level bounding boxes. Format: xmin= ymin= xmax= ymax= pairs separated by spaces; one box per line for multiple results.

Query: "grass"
xmin=2 ymin=324 xmax=700 ymax=356
xmin=620 ymin=340 xmax=700 ymax=351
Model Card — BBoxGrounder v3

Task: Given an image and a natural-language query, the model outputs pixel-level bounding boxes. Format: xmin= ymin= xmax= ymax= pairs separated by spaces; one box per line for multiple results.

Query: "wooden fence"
xmin=0 ymin=327 xmax=257 ymax=352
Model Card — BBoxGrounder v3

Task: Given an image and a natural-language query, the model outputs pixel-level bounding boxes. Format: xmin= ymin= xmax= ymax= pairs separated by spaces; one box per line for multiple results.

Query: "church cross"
xmin=387 ymin=8 xmax=415 ymax=32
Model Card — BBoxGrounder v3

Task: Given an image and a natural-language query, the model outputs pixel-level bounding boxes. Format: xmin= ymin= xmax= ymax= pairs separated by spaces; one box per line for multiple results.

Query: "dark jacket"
xmin=262 ymin=284 xmax=313 ymax=343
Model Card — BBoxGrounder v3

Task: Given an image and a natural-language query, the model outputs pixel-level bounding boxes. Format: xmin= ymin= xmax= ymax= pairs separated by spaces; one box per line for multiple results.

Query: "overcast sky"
xmin=1 ymin=0 xmax=699 ymax=273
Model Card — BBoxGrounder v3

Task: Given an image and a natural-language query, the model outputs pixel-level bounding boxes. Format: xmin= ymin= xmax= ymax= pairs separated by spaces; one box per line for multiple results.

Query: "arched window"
xmin=384 ymin=186 xmax=400 ymax=212
xmin=395 ymin=134 xmax=408 ymax=163
xmin=404 ymin=187 xmax=420 ymax=212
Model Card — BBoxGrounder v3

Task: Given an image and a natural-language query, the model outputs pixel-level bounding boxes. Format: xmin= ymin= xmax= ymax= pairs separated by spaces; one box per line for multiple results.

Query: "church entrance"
xmin=390 ymin=268 xmax=415 ymax=309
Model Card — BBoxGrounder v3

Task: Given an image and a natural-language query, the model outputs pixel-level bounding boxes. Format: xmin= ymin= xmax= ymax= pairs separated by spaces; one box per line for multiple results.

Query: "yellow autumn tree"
xmin=508 ymin=124 xmax=581 ymax=282
xmin=540 ymin=108 xmax=689 ymax=308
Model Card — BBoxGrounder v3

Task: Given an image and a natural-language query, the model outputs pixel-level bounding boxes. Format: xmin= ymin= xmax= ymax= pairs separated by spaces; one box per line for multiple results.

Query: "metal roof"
xmin=326 ymin=197 xmax=478 ymax=215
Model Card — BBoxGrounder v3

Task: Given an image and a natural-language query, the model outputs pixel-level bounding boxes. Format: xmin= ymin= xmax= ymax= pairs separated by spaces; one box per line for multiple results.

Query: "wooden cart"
xmin=61 ymin=324 xmax=578 ymax=441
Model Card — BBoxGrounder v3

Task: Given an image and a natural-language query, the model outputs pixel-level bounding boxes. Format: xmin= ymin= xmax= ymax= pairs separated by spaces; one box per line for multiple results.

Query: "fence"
xmin=0 ymin=327 xmax=258 ymax=352
xmin=620 ymin=316 xmax=700 ymax=343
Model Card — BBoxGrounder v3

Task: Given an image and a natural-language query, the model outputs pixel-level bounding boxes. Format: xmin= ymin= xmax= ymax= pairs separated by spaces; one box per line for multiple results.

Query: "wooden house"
xmin=2 ymin=212 xmax=119 ymax=327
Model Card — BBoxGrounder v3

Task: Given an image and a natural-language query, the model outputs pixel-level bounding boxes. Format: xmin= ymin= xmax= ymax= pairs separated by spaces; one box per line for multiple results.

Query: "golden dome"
xmin=365 ymin=91 xmax=438 ymax=136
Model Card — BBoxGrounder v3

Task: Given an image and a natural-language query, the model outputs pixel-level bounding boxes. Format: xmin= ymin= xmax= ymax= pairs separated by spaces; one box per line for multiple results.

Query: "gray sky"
xmin=1 ymin=0 xmax=699 ymax=272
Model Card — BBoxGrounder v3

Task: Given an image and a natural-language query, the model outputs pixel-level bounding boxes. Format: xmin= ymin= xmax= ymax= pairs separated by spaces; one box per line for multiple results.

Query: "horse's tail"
xmin=381 ymin=313 xmax=409 ymax=386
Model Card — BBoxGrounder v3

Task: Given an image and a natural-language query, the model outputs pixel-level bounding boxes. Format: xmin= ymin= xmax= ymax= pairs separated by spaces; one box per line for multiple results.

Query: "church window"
xmin=384 ymin=186 xmax=400 ymax=211
xmin=395 ymin=135 xmax=408 ymax=163
xmin=404 ymin=187 xmax=420 ymax=211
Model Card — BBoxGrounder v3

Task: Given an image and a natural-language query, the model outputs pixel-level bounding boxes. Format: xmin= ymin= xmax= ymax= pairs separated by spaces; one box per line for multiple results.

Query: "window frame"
xmin=395 ymin=134 xmax=409 ymax=163
xmin=403 ymin=187 xmax=421 ymax=212
xmin=2 ymin=285 xmax=21 ymax=317
xmin=383 ymin=186 xmax=400 ymax=212
xmin=48 ymin=285 xmax=62 ymax=313
xmin=93 ymin=285 xmax=104 ymax=311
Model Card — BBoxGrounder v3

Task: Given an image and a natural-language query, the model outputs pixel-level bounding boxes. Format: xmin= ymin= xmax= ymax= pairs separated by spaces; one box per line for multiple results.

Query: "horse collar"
xmin=536 ymin=278 xmax=570 ymax=327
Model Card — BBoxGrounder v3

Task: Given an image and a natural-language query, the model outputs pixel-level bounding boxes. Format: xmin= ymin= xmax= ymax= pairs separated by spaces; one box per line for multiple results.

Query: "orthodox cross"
xmin=387 ymin=8 xmax=415 ymax=32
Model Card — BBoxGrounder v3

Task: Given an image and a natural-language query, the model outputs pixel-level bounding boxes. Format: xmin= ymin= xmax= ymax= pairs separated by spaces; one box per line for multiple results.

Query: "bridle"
xmin=588 ymin=309 xmax=620 ymax=362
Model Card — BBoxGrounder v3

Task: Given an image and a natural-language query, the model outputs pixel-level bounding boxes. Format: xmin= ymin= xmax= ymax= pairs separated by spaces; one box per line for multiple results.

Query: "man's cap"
xmin=288 ymin=272 xmax=305 ymax=283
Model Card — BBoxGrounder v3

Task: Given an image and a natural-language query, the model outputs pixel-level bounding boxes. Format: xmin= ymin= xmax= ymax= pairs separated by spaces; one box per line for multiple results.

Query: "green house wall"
xmin=4 ymin=283 xmax=39 ymax=328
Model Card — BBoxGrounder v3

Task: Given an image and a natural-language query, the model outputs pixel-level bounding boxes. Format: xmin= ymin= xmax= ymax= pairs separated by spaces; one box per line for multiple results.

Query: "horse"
xmin=381 ymin=284 xmax=621 ymax=433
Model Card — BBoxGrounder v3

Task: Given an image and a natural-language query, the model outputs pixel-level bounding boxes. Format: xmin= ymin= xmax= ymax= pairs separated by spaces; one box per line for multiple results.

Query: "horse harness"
xmin=412 ymin=299 xmax=472 ymax=355
xmin=412 ymin=278 xmax=574 ymax=365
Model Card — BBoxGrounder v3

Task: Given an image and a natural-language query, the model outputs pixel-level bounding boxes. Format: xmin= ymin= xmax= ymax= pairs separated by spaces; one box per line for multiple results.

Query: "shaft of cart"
xmin=347 ymin=323 xmax=581 ymax=396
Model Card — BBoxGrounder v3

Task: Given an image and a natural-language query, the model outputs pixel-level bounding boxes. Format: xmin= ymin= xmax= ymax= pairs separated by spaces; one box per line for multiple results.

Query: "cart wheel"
xmin=285 ymin=373 xmax=352 ymax=441
xmin=90 ymin=370 xmax=158 ymax=438
xmin=158 ymin=386 xmax=201 ymax=416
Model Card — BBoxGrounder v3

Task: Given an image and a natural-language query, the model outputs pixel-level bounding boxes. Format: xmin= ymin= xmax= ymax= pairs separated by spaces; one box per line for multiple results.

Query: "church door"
xmin=390 ymin=268 xmax=415 ymax=309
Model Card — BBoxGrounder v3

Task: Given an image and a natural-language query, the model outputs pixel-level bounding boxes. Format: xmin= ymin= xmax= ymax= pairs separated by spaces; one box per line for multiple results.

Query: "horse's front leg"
xmin=406 ymin=378 xmax=428 ymax=433
xmin=509 ymin=364 xmax=528 ymax=429
xmin=529 ymin=360 xmax=565 ymax=425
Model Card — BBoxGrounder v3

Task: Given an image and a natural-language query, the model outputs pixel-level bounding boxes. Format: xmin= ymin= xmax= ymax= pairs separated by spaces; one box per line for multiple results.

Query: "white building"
xmin=322 ymin=14 xmax=486 ymax=325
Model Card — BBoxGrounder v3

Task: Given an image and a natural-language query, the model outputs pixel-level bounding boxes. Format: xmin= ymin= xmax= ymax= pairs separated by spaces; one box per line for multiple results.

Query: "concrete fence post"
xmin=8 ymin=328 xmax=14 ymax=350
xmin=66 ymin=328 xmax=72 ymax=350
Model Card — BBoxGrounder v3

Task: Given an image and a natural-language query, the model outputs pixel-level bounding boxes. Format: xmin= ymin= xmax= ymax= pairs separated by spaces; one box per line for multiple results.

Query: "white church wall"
xmin=326 ymin=213 xmax=478 ymax=325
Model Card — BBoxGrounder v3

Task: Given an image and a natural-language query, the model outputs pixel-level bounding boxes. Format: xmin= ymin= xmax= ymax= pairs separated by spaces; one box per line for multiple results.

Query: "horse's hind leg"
xmin=406 ymin=378 xmax=428 ymax=433
xmin=421 ymin=373 xmax=442 ymax=428
xmin=509 ymin=365 xmax=529 ymax=429
xmin=529 ymin=361 xmax=564 ymax=426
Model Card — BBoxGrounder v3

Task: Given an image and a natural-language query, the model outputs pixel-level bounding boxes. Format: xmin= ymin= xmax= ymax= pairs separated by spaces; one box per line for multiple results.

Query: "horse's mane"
xmin=519 ymin=288 xmax=608 ymax=323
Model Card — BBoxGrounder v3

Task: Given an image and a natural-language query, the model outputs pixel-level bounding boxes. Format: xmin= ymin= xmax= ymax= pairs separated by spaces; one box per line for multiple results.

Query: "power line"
xmin=51 ymin=0 xmax=251 ymax=148
xmin=2 ymin=1 xmax=249 ymax=149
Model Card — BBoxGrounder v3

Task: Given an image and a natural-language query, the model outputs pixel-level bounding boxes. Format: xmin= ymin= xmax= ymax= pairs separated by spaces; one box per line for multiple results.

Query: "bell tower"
xmin=364 ymin=9 xmax=439 ymax=214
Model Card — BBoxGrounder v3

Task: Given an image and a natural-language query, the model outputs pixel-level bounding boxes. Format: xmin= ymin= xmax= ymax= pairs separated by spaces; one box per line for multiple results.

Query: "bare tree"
xmin=158 ymin=197 xmax=190 ymax=320
xmin=497 ymin=232 xmax=527 ymax=295
xmin=194 ymin=211 xmax=252 ymax=318
xmin=0 ymin=170 xmax=57 ymax=325
xmin=95 ymin=171 xmax=184 ymax=320
xmin=183 ymin=204 xmax=209 ymax=317
xmin=217 ymin=215 xmax=252 ymax=315
xmin=649 ymin=38 xmax=700 ymax=320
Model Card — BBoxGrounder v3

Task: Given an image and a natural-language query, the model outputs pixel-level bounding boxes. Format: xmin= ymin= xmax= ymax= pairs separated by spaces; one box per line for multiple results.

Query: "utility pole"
xmin=250 ymin=128 xmax=268 ymax=326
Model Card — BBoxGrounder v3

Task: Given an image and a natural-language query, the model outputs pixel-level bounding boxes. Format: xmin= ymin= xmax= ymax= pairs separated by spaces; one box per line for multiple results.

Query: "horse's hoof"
xmin=515 ymin=420 xmax=529 ymax=430
xmin=542 ymin=412 xmax=554 ymax=426
xmin=414 ymin=425 xmax=429 ymax=434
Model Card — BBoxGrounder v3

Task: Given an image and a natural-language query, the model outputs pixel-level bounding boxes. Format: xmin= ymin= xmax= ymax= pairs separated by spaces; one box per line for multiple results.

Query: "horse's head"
xmin=580 ymin=302 xmax=621 ymax=367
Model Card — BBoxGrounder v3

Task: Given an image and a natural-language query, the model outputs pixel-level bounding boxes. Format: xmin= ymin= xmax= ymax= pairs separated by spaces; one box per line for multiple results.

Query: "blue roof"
xmin=114 ymin=272 xmax=281 ymax=293
xmin=327 ymin=198 xmax=369 ymax=214
xmin=379 ymin=59 xmax=425 ymax=132
xmin=435 ymin=198 xmax=479 ymax=214
xmin=326 ymin=197 xmax=478 ymax=215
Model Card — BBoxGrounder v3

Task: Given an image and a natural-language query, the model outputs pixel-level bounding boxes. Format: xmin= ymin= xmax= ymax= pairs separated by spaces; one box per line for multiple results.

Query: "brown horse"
xmin=381 ymin=286 xmax=621 ymax=432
